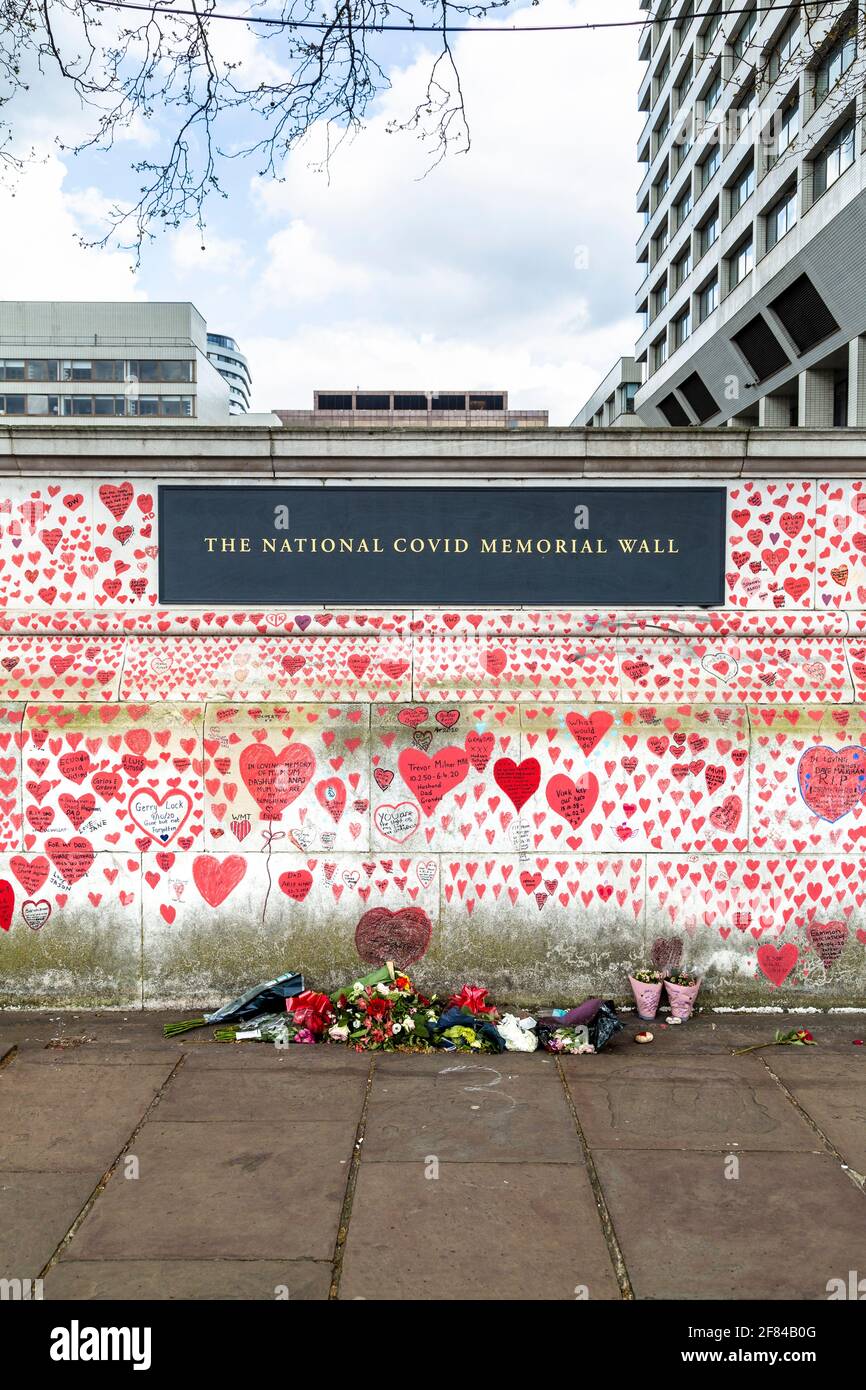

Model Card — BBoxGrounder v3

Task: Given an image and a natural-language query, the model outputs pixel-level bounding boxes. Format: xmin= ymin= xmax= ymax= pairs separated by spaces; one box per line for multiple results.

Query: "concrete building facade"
xmin=206 ymin=332 xmax=252 ymax=414
xmin=277 ymin=389 xmax=548 ymax=429
xmin=0 ymin=420 xmax=865 ymax=1011
xmin=588 ymin=1 xmax=866 ymax=430
xmin=572 ymin=357 xmax=644 ymax=427
xmin=0 ymin=302 xmax=251 ymax=424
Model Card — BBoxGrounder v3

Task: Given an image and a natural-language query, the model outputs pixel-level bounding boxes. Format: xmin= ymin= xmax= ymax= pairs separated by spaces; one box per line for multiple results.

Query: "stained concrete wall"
xmin=1 ymin=447 xmax=865 ymax=1008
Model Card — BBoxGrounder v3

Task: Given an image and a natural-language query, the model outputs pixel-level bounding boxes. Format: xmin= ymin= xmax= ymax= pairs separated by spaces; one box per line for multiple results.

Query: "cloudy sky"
xmin=0 ymin=0 xmax=641 ymax=422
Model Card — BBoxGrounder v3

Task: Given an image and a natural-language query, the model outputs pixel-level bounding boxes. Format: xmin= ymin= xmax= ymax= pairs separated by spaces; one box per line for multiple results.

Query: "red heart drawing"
xmin=493 ymin=757 xmax=541 ymax=812
xmin=315 ymin=777 xmax=346 ymax=823
xmin=806 ymin=920 xmax=848 ymax=969
xmin=128 ymin=788 xmax=192 ymax=845
xmin=192 ymin=854 xmax=247 ymax=907
xmin=278 ymin=869 xmax=314 ymax=902
xmin=756 ymin=942 xmax=798 ymax=988
xmin=709 ymin=795 xmax=742 ymax=833
xmin=355 ymin=906 xmax=432 ymax=968
xmin=44 ymin=836 xmax=94 ymax=885
xmin=239 ymin=742 xmax=315 ymax=820
xmin=397 ymin=746 xmax=469 ymax=817
xmin=545 ymin=773 xmax=599 ymax=830
xmin=0 ymin=879 xmax=13 ymax=932
xmin=798 ymin=746 xmax=866 ymax=822
xmin=565 ymin=710 xmax=614 ymax=755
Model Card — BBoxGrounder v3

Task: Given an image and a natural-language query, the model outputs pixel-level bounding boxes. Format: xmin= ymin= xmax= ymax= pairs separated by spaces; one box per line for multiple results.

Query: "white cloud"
xmin=0 ymin=157 xmax=143 ymax=300
xmin=243 ymin=0 xmax=641 ymax=421
xmin=0 ymin=0 xmax=641 ymax=423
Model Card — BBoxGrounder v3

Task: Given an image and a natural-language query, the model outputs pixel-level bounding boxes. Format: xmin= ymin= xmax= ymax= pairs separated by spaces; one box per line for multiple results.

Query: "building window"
xmin=129 ymin=360 xmax=194 ymax=384
xmin=816 ymin=27 xmax=857 ymax=104
xmin=652 ymin=335 xmax=669 ymax=372
xmin=0 ymin=360 xmax=25 ymax=381
xmin=733 ymin=81 xmax=757 ymax=136
xmin=675 ymin=186 xmax=692 ymax=227
xmin=769 ymin=14 xmax=801 ymax=82
xmin=624 ymin=382 xmax=639 ymax=413
xmin=653 ymin=280 xmax=669 ymax=316
xmin=776 ymin=97 xmax=800 ymax=159
xmin=766 ymin=186 xmax=797 ymax=249
xmin=732 ymin=5 xmax=757 ymax=63
xmin=703 ymin=65 xmax=722 ymax=112
xmin=700 ymin=142 xmax=720 ymax=189
xmin=730 ymin=159 xmax=755 ymax=214
xmin=653 ymin=226 xmax=669 ymax=263
xmin=701 ymin=2 xmax=722 ymax=52
xmin=0 ymin=395 xmax=26 ymax=415
xmin=674 ymin=308 xmax=692 ymax=348
xmin=813 ymin=119 xmax=856 ymax=198
xmin=728 ymin=236 xmax=754 ymax=288
xmin=675 ymin=55 xmax=694 ymax=109
xmin=699 ymin=276 xmax=719 ymax=321
xmin=699 ymin=205 xmax=720 ymax=256
xmin=654 ymin=168 xmax=670 ymax=207
xmin=674 ymin=247 xmax=692 ymax=289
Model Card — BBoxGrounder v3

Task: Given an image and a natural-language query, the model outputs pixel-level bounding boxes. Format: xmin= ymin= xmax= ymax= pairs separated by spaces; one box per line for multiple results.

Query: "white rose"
xmin=391 ymin=1023 xmax=402 ymax=1034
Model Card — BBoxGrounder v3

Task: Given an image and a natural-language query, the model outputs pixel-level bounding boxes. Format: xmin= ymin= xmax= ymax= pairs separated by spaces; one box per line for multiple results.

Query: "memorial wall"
xmin=1 ymin=450 xmax=865 ymax=1008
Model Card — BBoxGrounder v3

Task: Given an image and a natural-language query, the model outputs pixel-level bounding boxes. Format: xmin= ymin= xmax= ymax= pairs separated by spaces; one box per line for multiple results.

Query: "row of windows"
xmin=0 ymin=358 xmax=195 ymax=383
xmin=316 ymin=393 xmax=507 ymax=412
xmin=644 ymin=11 xmax=858 ymax=188
xmin=645 ymin=102 xmax=857 ymax=309
xmin=0 ymin=395 xmax=195 ymax=417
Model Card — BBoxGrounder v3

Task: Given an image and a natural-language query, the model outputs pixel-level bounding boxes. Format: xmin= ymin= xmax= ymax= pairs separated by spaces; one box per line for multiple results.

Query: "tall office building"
xmin=206 ymin=333 xmax=252 ymax=414
xmin=586 ymin=1 xmax=866 ymax=428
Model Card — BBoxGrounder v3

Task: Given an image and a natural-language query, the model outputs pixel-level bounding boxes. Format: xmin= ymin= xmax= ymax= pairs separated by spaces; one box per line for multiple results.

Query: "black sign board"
xmin=157 ymin=484 xmax=726 ymax=607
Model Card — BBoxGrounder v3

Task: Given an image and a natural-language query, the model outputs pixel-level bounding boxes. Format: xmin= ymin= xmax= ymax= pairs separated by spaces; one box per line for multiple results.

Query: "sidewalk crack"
xmin=328 ymin=1055 xmax=376 ymax=1301
xmin=556 ymin=1057 xmax=635 ymax=1300
xmin=37 ymin=1053 xmax=188 ymax=1281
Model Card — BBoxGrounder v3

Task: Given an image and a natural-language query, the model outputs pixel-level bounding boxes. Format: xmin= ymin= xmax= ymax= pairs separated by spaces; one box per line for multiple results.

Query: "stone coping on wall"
xmin=3 ymin=426 xmax=866 ymax=476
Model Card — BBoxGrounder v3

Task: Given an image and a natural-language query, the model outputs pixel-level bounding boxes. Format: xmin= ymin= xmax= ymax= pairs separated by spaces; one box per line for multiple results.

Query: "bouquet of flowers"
xmin=163 ymin=971 xmax=305 ymax=1037
xmin=214 ymin=1011 xmax=318 ymax=1046
xmin=329 ymin=969 xmax=439 ymax=1051
xmin=539 ymin=1025 xmax=595 ymax=1055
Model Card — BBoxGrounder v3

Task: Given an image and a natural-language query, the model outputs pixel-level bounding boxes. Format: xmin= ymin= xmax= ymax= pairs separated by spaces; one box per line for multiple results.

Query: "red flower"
xmin=448 ymin=984 xmax=495 ymax=1016
xmin=286 ymin=991 xmax=334 ymax=1035
xmin=366 ymin=997 xmax=390 ymax=1020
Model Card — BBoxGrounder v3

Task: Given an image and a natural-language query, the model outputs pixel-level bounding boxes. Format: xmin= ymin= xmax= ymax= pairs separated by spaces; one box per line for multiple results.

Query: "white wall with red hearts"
xmin=1 ymin=473 xmax=866 ymax=1007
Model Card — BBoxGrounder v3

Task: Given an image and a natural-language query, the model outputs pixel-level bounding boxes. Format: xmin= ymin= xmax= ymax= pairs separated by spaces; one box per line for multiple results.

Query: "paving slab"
xmin=594 ymin=1150 xmax=866 ymax=1300
xmin=0 ymin=1170 xmax=95 ymax=1278
xmin=46 ymin=1258 xmax=331 ymax=1301
xmin=772 ymin=1083 xmax=866 ymax=1172
xmin=67 ymin=1121 xmax=356 ymax=1262
xmin=363 ymin=1061 xmax=578 ymax=1163
xmin=0 ymin=1062 xmax=176 ymax=1170
xmin=154 ymin=1066 xmax=367 ymax=1124
xmin=339 ymin=1161 xmax=621 ymax=1300
xmin=560 ymin=1053 xmax=768 ymax=1082
xmin=760 ymin=1049 xmax=866 ymax=1082
xmin=181 ymin=1045 xmax=372 ymax=1072
xmin=564 ymin=1063 xmax=820 ymax=1152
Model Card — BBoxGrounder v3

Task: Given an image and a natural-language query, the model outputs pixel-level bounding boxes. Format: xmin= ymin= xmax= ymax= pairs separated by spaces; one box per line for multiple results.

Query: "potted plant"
xmin=664 ymin=970 xmax=702 ymax=1021
xmin=628 ymin=968 xmax=665 ymax=1021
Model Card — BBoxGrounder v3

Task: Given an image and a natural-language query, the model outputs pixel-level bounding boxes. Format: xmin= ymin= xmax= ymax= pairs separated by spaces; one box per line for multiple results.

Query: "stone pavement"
xmin=1 ymin=1010 xmax=865 ymax=1301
